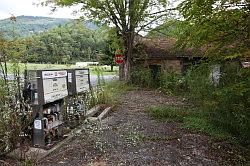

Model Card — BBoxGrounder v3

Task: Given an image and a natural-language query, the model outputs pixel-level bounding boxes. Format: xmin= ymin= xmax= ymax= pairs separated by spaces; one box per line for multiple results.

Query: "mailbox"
xmin=24 ymin=70 xmax=68 ymax=105
xmin=24 ymin=68 xmax=90 ymax=147
xmin=24 ymin=69 xmax=68 ymax=147
xmin=67 ymin=68 xmax=90 ymax=95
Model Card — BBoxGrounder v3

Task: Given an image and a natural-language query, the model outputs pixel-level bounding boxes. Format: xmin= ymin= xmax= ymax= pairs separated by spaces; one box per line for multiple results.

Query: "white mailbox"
xmin=67 ymin=68 xmax=90 ymax=95
xmin=24 ymin=70 xmax=68 ymax=105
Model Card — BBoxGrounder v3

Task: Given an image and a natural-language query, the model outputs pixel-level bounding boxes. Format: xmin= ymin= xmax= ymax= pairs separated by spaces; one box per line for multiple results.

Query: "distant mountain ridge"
xmin=0 ymin=15 xmax=97 ymax=38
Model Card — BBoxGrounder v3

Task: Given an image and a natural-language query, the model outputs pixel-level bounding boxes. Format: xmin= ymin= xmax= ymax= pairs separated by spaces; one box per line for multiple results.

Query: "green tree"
xmin=25 ymin=21 xmax=106 ymax=63
xmin=98 ymin=28 xmax=123 ymax=72
xmin=0 ymin=17 xmax=29 ymax=155
xmin=147 ymin=19 xmax=186 ymax=38
xmin=43 ymin=0 xmax=173 ymax=81
xmin=177 ymin=0 xmax=249 ymax=60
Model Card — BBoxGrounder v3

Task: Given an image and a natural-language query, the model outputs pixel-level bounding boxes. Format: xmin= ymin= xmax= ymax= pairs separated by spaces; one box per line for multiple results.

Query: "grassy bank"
xmin=132 ymin=64 xmax=250 ymax=148
xmin=148 ymin=105 xmax=250 ymax=164
xmin=148 ymin=106 xmax=232 ymax=140
xmin=85 ymin=80 xmax=137 ymax=109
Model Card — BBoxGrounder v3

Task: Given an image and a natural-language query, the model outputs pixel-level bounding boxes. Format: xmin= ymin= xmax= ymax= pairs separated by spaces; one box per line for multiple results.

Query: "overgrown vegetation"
xmin=0 ymin=32 xmax=31 ymax=157
xmin=86 ymin=80 xmax=137 ymax=108
xmin=141 ymin=0 xmax=250 ymax=149
xmin=0 ymin=79 xmax=24 ymax=156
xmin=159 ymin=71 xmax=185 ymax=95
xmin=85 ymin=68 xmax=137 ymax=110
xmin=130 ymin=67 xmax=153 ymax=88
xmin=148 ymin=106 xmax=232 ymax=140
xmin=146 ymin=61 xmax=250 ymax=147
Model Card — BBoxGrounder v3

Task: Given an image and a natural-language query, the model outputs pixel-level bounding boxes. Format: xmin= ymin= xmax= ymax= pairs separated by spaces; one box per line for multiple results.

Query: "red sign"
xmin=115 ymin=54 xmax=124 ymax=64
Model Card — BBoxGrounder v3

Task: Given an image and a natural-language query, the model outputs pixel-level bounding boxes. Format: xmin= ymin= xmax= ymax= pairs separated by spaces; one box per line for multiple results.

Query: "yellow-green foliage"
xmin=85 ymin=80 xmax=137 ymax=109
xmin=0 ymin=79 xmax=23 ymax=155
xmin=159 ymin=71 xmax=185 ymax=95
xmin=181 ymin=62 xmax=249 ymax=146
xmin=130 ymin=68 xmax=154 ymax=88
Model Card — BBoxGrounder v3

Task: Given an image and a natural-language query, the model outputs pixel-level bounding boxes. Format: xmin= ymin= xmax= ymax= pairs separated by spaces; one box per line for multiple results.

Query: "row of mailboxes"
xmin=23 ymin=68 xmax=90 ymax=147
xmin=24 ymin=68 xmax=90 ymax=105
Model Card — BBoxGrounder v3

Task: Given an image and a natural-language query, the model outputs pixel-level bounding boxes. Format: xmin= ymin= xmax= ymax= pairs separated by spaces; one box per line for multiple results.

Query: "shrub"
xmin=85 ymin=68 xmax=137 ymax=109
xmin=147 ymin=61 xmax=250 ymax=146
xmin=185 ymin=62 xmax=215 ymax=101
xmin=159 ymin=71 xmax=185 ymax=95
xmin=130 ymin=67 xmax=154 ymax=88
xmin=209 ymin=66 xmax=250 ymax=145
xmin=0 ymin=78 xmax=28 ymax=156
xmin=184 ymin=61 xmax=250 ymax=145
xmin=84 ymin=69 xmax=108 ymax=109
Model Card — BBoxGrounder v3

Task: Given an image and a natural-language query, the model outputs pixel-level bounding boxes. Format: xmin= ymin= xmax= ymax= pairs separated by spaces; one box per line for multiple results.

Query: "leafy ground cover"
xmin=148 ymin=106 xmax=233 ymax=141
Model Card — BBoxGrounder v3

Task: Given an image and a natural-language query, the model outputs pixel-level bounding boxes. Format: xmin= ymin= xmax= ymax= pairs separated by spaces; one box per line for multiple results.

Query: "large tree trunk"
xmin=123 ymin=32 xmax=134 ymax=82
xmin=124 ymin=50 xmax=132 ymax=82
xmin=119 ymin=63 xmax=125 ymax=81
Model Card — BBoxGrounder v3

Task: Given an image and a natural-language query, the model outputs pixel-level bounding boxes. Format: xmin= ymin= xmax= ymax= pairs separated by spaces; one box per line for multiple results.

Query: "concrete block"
xmin=85 ymin=105 xmax=101 ymax=117
xmin=98 ymin=107 xmax=112 ymax=121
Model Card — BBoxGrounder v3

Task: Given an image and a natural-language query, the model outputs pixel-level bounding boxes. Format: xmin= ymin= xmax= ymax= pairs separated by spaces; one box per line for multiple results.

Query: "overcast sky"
xmin=0 ymin=0 xmax=181 ymax=20
xmin=0 ymin=0 xmax=81 ymax=20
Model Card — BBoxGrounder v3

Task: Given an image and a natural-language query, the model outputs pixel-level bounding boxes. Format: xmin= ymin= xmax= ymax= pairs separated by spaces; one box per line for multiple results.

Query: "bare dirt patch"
xmin=37 ymin=90 xmax=247 ymax=166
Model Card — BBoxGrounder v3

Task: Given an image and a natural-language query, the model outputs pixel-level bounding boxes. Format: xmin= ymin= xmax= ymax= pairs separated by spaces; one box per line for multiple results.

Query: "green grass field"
xmin=3 ymin=63 xmax=118 ymax=75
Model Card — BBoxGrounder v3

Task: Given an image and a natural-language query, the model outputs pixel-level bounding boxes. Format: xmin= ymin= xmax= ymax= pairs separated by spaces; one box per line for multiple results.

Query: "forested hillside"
xmin=25 ymin=22 xmax=107 ymax=63
xmin=0 ymin=15 xmax=105 ymax=63
xmin=0 ymin=15 xmax=98 ymax=38
xmin=0 ymin=16 xmax=72 ymax=38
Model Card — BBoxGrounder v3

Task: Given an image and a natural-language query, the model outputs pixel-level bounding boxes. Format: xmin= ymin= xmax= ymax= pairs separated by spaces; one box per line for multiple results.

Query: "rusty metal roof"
xmin=135 ymin=37 xmax=199 ymax=59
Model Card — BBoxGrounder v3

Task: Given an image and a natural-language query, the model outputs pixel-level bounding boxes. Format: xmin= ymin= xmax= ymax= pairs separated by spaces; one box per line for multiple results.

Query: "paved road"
xmin=90 ymin=75 xmax=119 ymax=86
xmin=1 ymin=73 xmax=118 ymax=86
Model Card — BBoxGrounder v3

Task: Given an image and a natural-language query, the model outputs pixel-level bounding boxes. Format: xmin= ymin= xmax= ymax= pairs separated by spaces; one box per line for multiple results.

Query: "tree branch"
xmin=136 ymin=13 xmax=168 ymax=33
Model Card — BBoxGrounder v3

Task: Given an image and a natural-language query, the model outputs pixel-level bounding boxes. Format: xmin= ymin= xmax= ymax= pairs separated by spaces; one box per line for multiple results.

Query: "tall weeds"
xmin=133 ymin=61 xmax=249 ymax=146
xmin=85 ymin=67 xmax=137 ymax=109
xmin=170 ymin=61 xmax=249 ymax=145
xmin=130 ymin=67 xmax=153 ymax=88
xmin=0 ymin=66 xmax=30 ymax=156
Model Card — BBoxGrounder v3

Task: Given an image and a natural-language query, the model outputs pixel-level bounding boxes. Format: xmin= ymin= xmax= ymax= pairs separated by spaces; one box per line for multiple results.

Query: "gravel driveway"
xmin=38 ymin=90 xmax=246 ymax=166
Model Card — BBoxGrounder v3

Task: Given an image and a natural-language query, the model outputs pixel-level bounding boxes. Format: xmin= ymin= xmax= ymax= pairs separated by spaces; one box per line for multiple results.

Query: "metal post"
xmin=33 ymin=106 xmax=45 ymax=147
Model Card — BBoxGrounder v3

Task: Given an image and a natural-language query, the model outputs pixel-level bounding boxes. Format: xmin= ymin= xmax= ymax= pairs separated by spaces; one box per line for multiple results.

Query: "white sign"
xmin=75 ymin=72 xmax=89 ymax=93
xmin=42 ymin=70 xmax=68 ymax=103
xmin=75 ymin=69 xmax=89 ymax=75
xmin=42 ymin=70 xmax=67 ymax=79
xmin=68 ymin=73 xmax=72 ymax=83
xmin=210 ymin=65 xmax=221 ymax=85
xmin=34 ymin=120 xmax=42 ymax=129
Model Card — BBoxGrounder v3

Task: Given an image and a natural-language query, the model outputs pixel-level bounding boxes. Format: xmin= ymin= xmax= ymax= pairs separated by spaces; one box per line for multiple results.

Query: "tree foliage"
xmin=44 ymin=0 xmax=173 ymax=80
xmin=25 ymin=22 xmax=106 ymax=63
xmin=98 ymin=28 xmax=124 ymax=71
xmin=147 ymin=19 xmax=186 ymax=38
xmin=176 ymin=0 xmax=249 ymax=60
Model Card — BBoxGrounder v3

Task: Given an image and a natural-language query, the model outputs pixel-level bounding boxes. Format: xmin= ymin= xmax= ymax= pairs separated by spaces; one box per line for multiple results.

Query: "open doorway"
xmin=149 ymin=65 xmax=161 ymax=86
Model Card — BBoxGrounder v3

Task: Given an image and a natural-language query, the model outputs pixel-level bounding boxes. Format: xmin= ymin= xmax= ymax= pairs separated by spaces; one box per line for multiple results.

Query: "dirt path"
xmin=39 ymin=90 xmax=243 ymax=166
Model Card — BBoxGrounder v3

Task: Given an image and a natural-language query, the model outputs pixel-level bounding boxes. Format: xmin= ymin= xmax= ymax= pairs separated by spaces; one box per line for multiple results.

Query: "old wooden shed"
xmin=133 ymin=37 xmax=201 ymax=75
